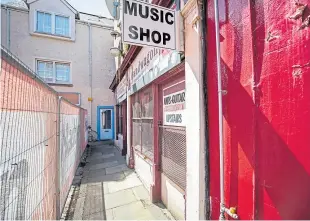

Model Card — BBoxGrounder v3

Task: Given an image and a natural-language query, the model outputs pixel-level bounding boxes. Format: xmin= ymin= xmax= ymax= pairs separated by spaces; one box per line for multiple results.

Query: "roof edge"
xmin=28 ymin=0 xmax=79 ymax=18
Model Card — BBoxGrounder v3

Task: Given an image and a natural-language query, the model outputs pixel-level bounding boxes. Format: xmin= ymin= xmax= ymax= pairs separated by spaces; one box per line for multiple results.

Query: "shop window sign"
xmin=163 ymin=90 xmax=185 ymax=126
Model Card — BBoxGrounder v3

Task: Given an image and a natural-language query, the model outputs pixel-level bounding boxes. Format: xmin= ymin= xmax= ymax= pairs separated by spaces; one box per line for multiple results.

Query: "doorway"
xmin=97 ymin=106 xmax=114 ymax=140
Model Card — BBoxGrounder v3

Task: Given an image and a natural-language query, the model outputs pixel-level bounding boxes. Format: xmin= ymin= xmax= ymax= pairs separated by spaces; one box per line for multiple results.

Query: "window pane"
xmin=55 ymin=15 xmax=69 ymax=36
xmin=103 ymin=110 xmax=112 ymax=129
xmin=55 ymin=63 xmax=70 ymax=82
xmin=118 ymin=105 xmax=122 ymax=134
xmin=37 ymin=12 xmax=52 ymax=33
xmin=37 ymin=61 xmax=53 ymax=82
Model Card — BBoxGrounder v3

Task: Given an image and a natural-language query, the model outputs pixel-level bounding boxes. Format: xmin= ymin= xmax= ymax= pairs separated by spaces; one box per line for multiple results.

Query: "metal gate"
xmin=159 ymin=125 xmax=186 ymax=190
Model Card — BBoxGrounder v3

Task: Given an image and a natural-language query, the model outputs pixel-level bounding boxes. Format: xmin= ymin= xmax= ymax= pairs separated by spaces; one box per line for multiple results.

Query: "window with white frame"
xmin=36 ymin=11 xmax=70 ymax=37
xmin=55 ymin=15 xmax=70 ymax=36
xmin=36 ymin=12 xmax=52 ymax=34
xmin=37 ymin=60 xmax=71 ymax=84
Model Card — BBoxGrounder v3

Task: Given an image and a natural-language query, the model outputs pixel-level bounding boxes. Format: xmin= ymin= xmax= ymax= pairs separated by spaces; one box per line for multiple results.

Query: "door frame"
xmin=97 ymin=106 xmax=115 ymax=140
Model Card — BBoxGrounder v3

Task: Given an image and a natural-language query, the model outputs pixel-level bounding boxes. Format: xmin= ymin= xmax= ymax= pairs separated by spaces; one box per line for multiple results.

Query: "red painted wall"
xmin=206 ymin=0 xmax=310 ymax=219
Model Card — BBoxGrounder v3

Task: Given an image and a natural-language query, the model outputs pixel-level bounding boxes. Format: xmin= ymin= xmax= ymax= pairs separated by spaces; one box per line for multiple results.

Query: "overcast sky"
xmin=67 ymin=0 xmax=113 ymax=18
xmin=1 ymin=0 xmax=114 ymax=18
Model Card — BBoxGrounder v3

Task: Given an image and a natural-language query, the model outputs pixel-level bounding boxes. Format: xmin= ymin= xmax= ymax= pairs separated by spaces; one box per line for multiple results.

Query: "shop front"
xmin=114 ymin=74 xmax=127 ymax=155
xmin=112 ymin=45 xmax=186 ymax=219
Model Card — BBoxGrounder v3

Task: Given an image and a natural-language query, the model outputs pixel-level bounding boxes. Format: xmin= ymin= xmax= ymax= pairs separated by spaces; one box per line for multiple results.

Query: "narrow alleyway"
xmin=63 ymin=142 xmax=175 ymax=220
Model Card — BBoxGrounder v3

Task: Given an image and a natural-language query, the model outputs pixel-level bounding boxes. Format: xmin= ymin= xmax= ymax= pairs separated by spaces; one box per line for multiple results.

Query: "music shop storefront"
xmin=111 ymin=46 xmax=186 ymax=219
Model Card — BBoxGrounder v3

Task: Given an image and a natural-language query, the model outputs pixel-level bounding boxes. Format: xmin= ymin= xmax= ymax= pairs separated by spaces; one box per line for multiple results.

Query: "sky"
xmin=67 ymin=0 xmax=113 ymax=18
xmin=1 ymin=0 xmax=114 ymax=18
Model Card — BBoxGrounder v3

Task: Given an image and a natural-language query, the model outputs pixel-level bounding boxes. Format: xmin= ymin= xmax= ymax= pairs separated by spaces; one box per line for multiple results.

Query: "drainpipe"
xmin=213 ymin=0 xmax=238 ymax=220
xmin=88 ymin=23 xmax=93 ymax=128
xmin=6 ymin=6 xmax=11 ymax=50
xmin=200 ymin=0 xmax=210 ymax=219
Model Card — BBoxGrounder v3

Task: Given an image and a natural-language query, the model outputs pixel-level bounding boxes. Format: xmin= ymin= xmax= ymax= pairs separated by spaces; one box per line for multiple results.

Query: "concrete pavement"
xmin=62 ymin=142 xmax=175 ymax=220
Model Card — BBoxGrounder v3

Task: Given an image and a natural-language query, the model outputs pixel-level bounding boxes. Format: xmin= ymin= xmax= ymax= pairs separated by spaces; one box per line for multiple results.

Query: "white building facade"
xmin=1 ymin=0 xmax=116 ymax=140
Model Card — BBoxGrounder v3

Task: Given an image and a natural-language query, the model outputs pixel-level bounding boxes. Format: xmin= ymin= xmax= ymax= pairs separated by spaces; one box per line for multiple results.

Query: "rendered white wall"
xmin=1 ymin=7 xmax=116 ymax=131
xmin=134 ymin=153 xmax=153 ymax=193
xmin=182 ymin=0 xmax=206 ymax=219
xmin=161 ymin=173 xmax=185 ymax=220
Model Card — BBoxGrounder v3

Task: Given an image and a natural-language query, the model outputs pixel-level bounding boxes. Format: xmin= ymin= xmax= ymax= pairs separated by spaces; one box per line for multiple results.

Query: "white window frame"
xmin=36 ymin=59 xmax=72 ymax=84
xmin=35 ymin=10 xmax=71 ymax=38
xmin=36 ymin=11 xmax=52 ymax=34
xmin=55 ymin=14 xmax=70 ymax=37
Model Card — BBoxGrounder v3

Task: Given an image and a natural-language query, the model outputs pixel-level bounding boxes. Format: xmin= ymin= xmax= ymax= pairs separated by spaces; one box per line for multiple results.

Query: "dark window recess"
xmin=118 ymin=104 xmax=123 ymax=134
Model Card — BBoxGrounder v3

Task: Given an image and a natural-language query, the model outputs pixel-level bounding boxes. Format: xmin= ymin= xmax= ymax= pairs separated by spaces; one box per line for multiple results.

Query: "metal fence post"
xmin=56 ymin=96 xmax=62 ymax=219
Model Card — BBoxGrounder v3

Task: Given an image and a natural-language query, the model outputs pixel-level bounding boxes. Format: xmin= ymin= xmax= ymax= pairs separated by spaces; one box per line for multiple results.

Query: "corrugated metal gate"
xmin=159 ymin=125 xmax=186 ymax=190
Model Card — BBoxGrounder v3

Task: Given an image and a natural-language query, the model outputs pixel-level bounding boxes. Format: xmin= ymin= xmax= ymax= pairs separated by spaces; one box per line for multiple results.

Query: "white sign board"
xmin=122 ymin=0 xmax=176 ymax=50
xmin=163 ymin=90 xmax=185 ymax=126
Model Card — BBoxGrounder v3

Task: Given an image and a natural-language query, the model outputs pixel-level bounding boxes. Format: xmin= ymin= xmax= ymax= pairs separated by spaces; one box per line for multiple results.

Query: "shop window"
xmin=118 ymin=104 xmax=123 ymax=134
xmin=131 ymin=86 xmax=154 ymax=160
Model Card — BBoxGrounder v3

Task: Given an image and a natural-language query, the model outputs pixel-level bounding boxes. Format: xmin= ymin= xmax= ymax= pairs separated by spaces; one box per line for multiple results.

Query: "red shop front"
xmin=124 ymin=46 xmax=186 ymax=219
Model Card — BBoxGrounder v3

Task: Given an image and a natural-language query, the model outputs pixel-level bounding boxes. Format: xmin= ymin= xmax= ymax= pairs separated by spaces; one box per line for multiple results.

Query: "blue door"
xmin=97 ymin=106 xmax=114 ymax=140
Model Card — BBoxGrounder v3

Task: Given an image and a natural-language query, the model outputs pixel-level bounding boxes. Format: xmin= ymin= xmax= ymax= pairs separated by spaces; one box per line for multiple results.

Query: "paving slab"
xmin=112 ymin=201 xmax=155 ymax=220
xmin=131 ymin=185 xmax=150 ymax=201
xmin=65 ymin=143 xmax=175 ymax=221
xmin=89 ymin=161 xmax=119 ymax=170
xmin=104 ymin=188 xmax=137 ymax=209
xmin=87 ymin=172 xmax=125 ymax=184
xmin=106 ymin=164 xmax=132 ymax=175
xmin=102 ymin=153 xmax=115 ymax=159
xmin=107 ymin=175 xmax=142 ymax=193
xmin=83 ymin=168 xmax=106 ymax=178
xmin=106 ymin=209 xmax=114 ymax=220
xmin=83 ymin=211 xmax=105 ymax=220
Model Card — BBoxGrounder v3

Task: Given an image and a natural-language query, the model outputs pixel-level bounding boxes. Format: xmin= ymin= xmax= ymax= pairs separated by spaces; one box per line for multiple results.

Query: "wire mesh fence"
xmin=0 ymin=46 xmax=88 ymax=220
xmin=159 ymin=125 xmax=186 ymax=191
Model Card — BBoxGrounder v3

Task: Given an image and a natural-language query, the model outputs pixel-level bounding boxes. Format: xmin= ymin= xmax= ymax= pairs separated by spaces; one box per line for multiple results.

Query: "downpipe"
xmin=88 ymin=23 xmax=93 ymax=128
xmin=213 ymin=0 xmax=238 ymax=219
xmin=6 ymin=6 xmax=11 ymax=50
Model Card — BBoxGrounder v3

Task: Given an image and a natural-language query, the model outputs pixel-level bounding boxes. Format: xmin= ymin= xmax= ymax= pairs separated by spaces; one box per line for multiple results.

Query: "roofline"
xmin=1 ymin=4 xmax=29 ymax=12
xmin=28 ymin=0 xmax=79 ymax=18
xmin=109 ymin=74 xmax=117 ymax=91
xmin=79 ymin=11 xmax=113 ymax=20
xmin=76 ymin=20 xmax=113 ymax=30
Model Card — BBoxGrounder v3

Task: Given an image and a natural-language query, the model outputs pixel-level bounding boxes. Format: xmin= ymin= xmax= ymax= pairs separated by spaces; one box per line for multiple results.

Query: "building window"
xmin=35 ymin=11 xmax=70 ymax=38
xmin=37 ymin=61 xmax=53 ymax=82
xmin=132 ymin=86 xmax=154 ymax=160
xmin=36 ymin=12 xmax=52 ymax=34
xmin=55 ymin=15 xmax=70 ymax=37
xmin=56 ymin=63 xmax=70 ymax=82
xmin=37 ymin=60 xmax=71 ymax=84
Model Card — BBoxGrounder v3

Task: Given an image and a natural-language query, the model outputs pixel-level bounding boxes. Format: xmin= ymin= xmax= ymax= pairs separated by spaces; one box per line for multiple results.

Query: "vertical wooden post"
xmin=151 ymin=83 xmax=161 ymax=202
